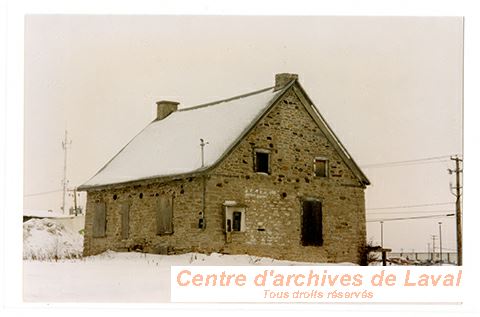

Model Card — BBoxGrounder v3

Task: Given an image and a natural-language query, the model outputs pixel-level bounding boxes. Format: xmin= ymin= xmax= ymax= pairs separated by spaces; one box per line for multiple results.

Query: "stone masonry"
xmin=82 ymin=77 xmax=367 ymax=264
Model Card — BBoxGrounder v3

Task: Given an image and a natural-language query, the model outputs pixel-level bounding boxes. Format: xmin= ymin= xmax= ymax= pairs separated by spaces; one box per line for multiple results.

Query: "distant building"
xmin=78 ymin=73 xmax=370 ymax=264
xmin=23 ymin=209 xmax=72 ymax=222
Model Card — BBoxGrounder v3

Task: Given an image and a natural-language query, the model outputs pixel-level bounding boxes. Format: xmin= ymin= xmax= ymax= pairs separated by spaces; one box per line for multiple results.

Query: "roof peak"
xmin=274 ymin=73 xmax=298 ymax=91
xmin=177 ymin=86 xmax=275 ymax=113
xmin=166 ymin=73 xmax=299 ymax=113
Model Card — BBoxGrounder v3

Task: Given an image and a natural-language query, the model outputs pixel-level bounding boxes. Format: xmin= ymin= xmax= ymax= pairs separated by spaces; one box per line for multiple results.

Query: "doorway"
xmin=301 ymin=199 xmax=323 ymax=246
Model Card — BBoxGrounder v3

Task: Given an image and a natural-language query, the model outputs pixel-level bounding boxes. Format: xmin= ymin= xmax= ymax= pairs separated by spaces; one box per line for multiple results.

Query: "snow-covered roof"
xmin=80 ymin=85 xmax=287 ymax=189
xmin=80 ymin=77 xmax=370 ymax=190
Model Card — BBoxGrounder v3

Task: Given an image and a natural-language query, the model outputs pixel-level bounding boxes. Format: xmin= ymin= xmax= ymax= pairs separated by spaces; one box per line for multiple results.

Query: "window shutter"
xmin=93 ymin=202 xmax=106 ymax=238
xmin=156 ymin=195 xmax=173 ymax=234
xmin=120 ymin=203 xmax=130 ymax=239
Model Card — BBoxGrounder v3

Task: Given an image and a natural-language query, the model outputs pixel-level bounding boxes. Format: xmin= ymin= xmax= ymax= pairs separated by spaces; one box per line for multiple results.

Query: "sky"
xmin=23 ymin=15 xmax=463 ymax=253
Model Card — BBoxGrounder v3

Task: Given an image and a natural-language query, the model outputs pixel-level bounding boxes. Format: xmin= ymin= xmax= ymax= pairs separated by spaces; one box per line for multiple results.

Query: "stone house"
xmin=78 ymin=73 xmax=370 ymax=264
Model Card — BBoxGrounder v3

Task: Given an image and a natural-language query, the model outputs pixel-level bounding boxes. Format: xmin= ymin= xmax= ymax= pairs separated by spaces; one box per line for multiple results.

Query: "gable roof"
xmin=79 ymin=85 xmax=288 ymax=189
xmin=79 ymin=78 xmax=369 ymax=190
xmin=291 ymin=83 xmax=370 ymax=186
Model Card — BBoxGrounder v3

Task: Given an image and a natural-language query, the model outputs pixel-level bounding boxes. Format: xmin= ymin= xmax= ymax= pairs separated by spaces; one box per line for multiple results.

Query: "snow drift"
xmin=23 ymin=218 xmax=84 ymax=260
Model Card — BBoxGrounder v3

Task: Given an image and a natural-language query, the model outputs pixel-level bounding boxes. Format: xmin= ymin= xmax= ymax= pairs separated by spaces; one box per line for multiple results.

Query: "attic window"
xmin=314 ymin=157 xmax=328 ymax=177
xmin=254 ymin=149 xmax=271 ymax=174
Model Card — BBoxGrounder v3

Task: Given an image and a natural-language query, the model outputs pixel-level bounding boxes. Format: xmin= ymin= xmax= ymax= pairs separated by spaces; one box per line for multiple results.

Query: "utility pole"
xmin=73 ymin=187 xmax=78 ymax=216
xmin=438 ymin=221 xmax=443 ymax=264
xmin=67 ymin=187 xmax=79 ymax=215
xmin=61 ymin=130 xmax=72 ymax=215
xmin=380 ymin=221 xmax=384 ymax=249
xmin=449 ymin=155 xmax=463 ymax=266
xmin=431 ymin=235 xmax=437 ymax=262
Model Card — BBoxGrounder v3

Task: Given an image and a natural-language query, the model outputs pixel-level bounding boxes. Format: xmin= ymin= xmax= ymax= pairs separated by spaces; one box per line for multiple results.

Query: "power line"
xmin=367 ymin=213 xmax=455 ymax=223
xmin=361 ymin=155 xmax=452 ymax=169
xmin=362 ymin=155 xmax=452 ymax=166
xmin=24 ymin=189 xmax=63 ymax=197
xmin=361 ymin=159 xmax=450 ymax=169
xmin=441 ymin=247 xmax=458 ymax=251
xmin=367 ymin=202 xmax=455 ymax=211
xmin=362 ymin=159 xmax=449 ymax=169
xmin=368 ymin=210 xmax=455 ymax=215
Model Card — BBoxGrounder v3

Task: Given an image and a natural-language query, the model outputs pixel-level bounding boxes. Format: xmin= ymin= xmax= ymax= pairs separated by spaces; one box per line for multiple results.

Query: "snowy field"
xmin=23 ymin=251 xmax=355 ymax=302
xmin=22 ymin=218 xmax=354 ymax=302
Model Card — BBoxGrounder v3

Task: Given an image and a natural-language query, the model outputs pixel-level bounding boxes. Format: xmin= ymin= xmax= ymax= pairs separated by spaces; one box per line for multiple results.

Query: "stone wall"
xmin=83 ymin=85 xmax=367 ymax=264
xmin=84 ymin=177 xmax=228 ymax=256
xmin=206 ymin=88 xmax=366 ymax=263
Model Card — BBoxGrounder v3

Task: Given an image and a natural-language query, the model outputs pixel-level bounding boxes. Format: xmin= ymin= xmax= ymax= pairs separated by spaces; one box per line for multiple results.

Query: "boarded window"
xmin=301 ymin=200 xmax=323 ymax=246
xmin=120 ymin=203 xmax=130 ymax=239
xmin=156 ymin=195 xmax=173 ymax=235
xmin=254 ymin=149 xmax=270 ymax=174
xmin=93 ymin=202 xmax=106 ymax=238
xmin=314 ymin=158 xmax=328 ymax=177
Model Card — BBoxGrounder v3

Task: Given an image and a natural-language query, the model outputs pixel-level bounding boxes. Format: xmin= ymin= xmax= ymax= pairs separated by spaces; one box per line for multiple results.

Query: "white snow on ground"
xmin=23 ymin=251 xmax=355 ymax=302
xmin=23 ymin=218 xmax=83 ymax=260
xmin=23 ymin=214 xmax=354 ymax=302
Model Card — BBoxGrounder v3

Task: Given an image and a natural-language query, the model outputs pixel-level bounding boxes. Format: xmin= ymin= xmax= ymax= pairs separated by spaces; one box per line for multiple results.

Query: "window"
xmin=232 ymin=211 xmax=242 ymax=231
xmin=254 ymin=149 xmax=270 ymax=174
xmin=301 ymin=199 xmax=323 ymax=246
xmin=93 ymin=202 xmax=106 ymax=238
xmin=314 ymin=157 xmax=328 ymax=177
xmin=224 ymin=203 xmax=246 ymax=233
xmin=156 ymin=194 xmax=173 ymax=235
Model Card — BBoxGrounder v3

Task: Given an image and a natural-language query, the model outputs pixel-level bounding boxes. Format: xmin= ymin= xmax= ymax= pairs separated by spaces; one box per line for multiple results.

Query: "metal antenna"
xmin=61 ymin=130 xmax=72 ymax=214
xmin=200 ymin=138 xmax=209 ymax=167
xmin=199 ymin=138 xmax=210 ymax=230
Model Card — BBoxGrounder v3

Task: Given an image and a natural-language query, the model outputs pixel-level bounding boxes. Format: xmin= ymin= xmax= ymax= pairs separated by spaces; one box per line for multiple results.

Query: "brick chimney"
xmin=274 ymin=73 xmax=298 ymax=91
xmin=156 ymin=100 xmax=179 ymax=120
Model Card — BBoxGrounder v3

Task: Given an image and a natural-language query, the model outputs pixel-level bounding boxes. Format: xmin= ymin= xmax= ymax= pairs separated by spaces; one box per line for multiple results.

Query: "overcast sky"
xmin=24 ymin=15 xmax=463 ymax=252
